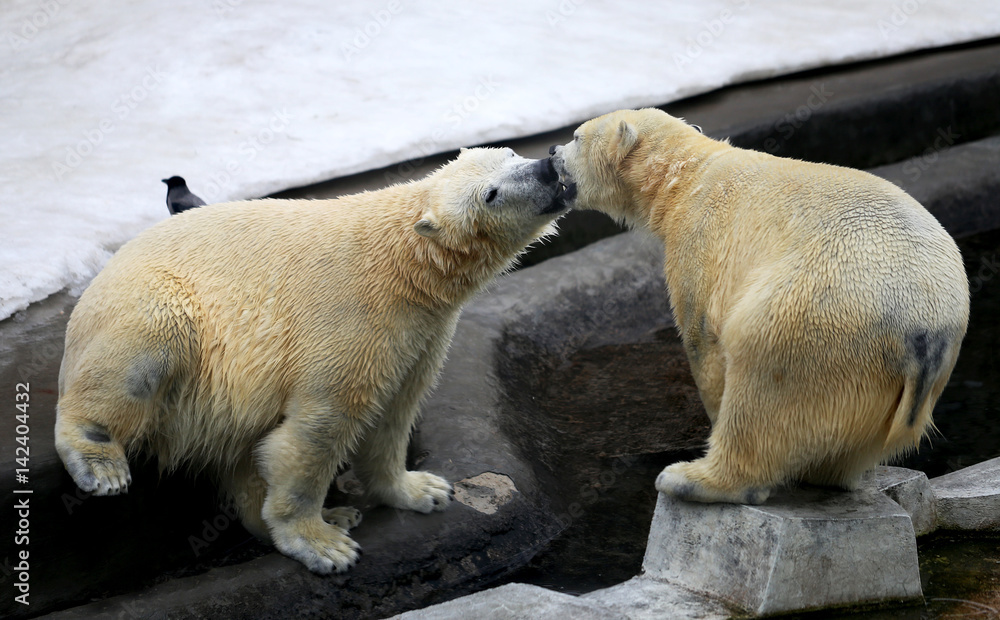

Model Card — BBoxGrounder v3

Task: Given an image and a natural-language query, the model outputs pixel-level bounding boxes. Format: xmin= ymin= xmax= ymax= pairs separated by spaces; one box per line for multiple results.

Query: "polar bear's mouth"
xmin=543 ymin=181 xmax=577 ymax=214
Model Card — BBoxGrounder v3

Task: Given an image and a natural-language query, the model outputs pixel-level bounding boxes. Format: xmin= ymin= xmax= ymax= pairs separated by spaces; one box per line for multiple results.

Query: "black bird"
xmin=162 ymin=176 xmax=206 ymax=215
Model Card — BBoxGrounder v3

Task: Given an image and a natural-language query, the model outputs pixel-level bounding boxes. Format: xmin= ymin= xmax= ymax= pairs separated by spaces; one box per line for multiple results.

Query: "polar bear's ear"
xmin=415 ymin=217 xmax=440 ymax=238
xmin=615 ymin=120 xmax=639 ymax=159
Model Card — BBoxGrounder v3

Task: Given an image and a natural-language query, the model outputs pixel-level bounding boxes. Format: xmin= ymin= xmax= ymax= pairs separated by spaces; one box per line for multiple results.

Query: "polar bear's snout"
xmin=546 ymin=147 xmax=577 ymax=209
xmin=547 ymin=145 xmax=568 ymax=181
xmin=532 ymin=156 xmax=559 ymax=184
xmin=509 ymin=155 xmax=572 ymax=215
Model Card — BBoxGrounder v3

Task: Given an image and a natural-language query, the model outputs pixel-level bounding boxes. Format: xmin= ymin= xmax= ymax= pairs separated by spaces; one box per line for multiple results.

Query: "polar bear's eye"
xmin=484 ymin=188 xmax=499 ymax=203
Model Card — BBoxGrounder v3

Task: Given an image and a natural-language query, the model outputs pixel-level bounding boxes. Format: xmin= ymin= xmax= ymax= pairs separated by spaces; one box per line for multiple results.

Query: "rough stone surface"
xmin=582 ymin=577 xmax=731 ymax=620
xmin=642 ymin=486 xmax=923 ymax=616
xmin=392 ymin=583 xmax=627 ymax=620
xmin=872 ymin=466 xmax=938 ymax=536
xmin=930 ymin=457 xmax=1000 ymax=532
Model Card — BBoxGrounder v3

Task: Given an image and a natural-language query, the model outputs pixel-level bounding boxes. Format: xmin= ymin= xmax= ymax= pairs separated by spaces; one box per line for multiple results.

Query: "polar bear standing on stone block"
xmin=550 ymin=108 xmax=969 ymax=505
xmin=55 ymin=147 xmax=570 ymax=573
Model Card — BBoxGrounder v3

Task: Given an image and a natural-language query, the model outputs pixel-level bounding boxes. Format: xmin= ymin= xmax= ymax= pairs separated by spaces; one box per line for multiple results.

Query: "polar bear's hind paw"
xmin=655 ymin=461 xmax=769 ymax=505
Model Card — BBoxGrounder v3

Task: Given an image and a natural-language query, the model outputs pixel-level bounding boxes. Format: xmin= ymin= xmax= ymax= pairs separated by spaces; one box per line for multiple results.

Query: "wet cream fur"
xmin=55 ymin=147 xmax=562 ymax=572
xmin=551 ymin=109 xmax=969 ymax=504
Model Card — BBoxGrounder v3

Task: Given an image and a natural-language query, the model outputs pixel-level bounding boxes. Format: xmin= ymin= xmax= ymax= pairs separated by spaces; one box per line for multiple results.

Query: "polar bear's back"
xmin=688 ymin=152 xmax=968 ymax=331
xmin=767 ymin=158 xmax=964 ymax=327
xmin=97 ymin=198 xmax=367 ymax=304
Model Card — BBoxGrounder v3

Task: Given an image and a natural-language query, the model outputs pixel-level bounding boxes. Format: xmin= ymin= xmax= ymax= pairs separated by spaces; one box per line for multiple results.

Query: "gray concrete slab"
xmin=870 ymin=135 xmax=1000 ymax=239
xmin=582 ymin=576 xmax=731 ymax=620
xmin=642 ymin=486 xmax=922 ymax=616
xmin=392 ymin=583 xmax=627 ymax=620
xmin=873 ymin=466 xmax=938 ymax=536
xmin=930 ymin=456 xmax=1000 ymax=532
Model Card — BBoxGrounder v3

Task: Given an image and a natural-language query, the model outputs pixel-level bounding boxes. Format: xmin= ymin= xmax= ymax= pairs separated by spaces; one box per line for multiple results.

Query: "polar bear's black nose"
xmin=533 ymin=157 xmax=558 ymax=184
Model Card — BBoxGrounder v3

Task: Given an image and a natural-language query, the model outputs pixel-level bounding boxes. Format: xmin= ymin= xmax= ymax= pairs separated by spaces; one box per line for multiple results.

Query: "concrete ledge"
xmin=582 ymin=576 xmax=730 ymax=620
xmin=873 ymin=466 xmax=938 ymax=536
xmin=930 ymin=457 xmax=1000 ymax=532
xmin=642 ymin=486 xmax=922 ymax=616
xmin=392 ymin=583 xmax=627 ymax=620
xmin=869 ymin=135 xmax=1000 ymax=239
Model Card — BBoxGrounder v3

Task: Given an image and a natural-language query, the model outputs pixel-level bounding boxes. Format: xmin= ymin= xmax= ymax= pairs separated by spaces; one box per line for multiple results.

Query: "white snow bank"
xmin=2 ymin=0 xmax=999 ymax=320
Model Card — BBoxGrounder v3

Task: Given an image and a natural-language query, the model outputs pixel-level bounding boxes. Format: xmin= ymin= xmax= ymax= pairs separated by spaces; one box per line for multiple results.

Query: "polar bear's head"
xmin=548 ymin=108 xmax=706 ymax=224
xmin=414 ymin=147 xmax=572 ymax=251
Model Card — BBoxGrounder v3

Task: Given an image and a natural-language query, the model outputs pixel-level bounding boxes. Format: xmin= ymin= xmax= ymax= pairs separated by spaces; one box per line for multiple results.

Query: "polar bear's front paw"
xmin=384 ymin=471 xmax=454 ymax=513
xmin=655 ymin=461 xmax=769 ymax=505
xmin=272 ymin=518 xmax=361 ymax=574
xmin=322 ymin=506 xmax=362 ymax=530
xmin=64 ymin=449 xmax=132 ymax=496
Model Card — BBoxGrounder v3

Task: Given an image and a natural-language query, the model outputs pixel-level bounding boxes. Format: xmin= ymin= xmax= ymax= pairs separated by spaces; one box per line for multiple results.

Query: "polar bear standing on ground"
xmin=55 ymin=148 xmax=570 ymax=573
xmin=550 ymin=108 xmax=969 ymax=505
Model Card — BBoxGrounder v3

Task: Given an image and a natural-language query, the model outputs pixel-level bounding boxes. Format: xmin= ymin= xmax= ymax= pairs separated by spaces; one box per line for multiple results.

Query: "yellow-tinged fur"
xmin=55 ymin=148 xmax=564 ymax=573
xmin=551 ymin=109 xmax=969 ymax=504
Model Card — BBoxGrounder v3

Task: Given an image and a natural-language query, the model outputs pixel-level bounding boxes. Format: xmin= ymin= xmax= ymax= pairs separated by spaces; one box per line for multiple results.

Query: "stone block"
xmin=873 ymin=466 xmax=938 ymax=536
xmin=582 ymin=576 xmax=730 ymax=620
xmin=930 ymin=457 xmax=1000 ymax=532
xmin=642 ymin=486 xmax=923 ymax=616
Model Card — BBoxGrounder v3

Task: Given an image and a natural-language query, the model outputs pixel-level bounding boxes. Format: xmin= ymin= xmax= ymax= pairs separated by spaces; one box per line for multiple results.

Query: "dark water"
xmin=503 ymin=227 xmax=1000 ymax=610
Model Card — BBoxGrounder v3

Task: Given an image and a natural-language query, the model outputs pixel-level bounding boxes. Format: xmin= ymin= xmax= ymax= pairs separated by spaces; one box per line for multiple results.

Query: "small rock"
xmin=454 ymin=472 xmax=517 ymax=515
